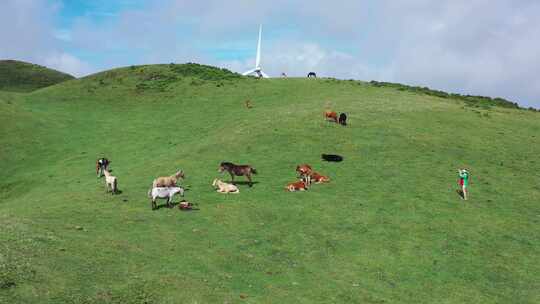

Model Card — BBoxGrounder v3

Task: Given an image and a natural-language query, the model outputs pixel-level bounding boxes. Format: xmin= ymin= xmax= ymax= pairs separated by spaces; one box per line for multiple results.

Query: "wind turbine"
xmin=243 ymin=24 xmax=269 ymax=78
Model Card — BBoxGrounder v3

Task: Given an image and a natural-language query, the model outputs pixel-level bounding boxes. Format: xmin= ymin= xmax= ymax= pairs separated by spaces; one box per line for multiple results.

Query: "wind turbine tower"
xmin=243 ymin=25 xmax=269 ymax=78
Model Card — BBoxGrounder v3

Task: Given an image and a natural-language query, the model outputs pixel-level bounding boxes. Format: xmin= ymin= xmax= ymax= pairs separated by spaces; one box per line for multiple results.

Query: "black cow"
xmin=338 ymin=113 xmax=347 ymax=126
xmin=322 ymin=154 xmax=343 ymax=162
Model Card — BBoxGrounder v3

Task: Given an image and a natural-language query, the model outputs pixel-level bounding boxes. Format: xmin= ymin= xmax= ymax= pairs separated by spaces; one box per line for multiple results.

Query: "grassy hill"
xmin=1 ymin=63 xmax=539 ymax=303
xmin=0 ymin=60 xmax=74 ymax=92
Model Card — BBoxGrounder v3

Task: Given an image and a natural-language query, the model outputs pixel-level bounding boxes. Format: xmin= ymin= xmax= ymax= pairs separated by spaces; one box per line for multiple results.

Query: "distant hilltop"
xmin=1 ymin=60 xmax=536 ymax=111
xmin=0 ymin=60 xmax=75 ymax=93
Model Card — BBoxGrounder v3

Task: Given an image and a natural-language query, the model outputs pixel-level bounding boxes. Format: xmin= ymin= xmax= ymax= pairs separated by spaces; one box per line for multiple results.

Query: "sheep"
xmin=212 ymin=179 xmax=239 ymax=194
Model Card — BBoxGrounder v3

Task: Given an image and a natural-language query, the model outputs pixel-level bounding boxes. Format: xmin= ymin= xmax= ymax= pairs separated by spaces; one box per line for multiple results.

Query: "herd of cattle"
xmin=95 ymin=110 xmax=346 ymax=209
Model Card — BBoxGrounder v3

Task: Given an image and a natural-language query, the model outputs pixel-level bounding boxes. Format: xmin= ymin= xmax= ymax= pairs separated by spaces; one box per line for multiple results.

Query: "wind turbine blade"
xmin=255 ymin=24 xmax=262 ymax=68
xmin=260 ymin=71 xmax=269 ymax=78
xmin=242 ymin=68 xmax=257 ymax=76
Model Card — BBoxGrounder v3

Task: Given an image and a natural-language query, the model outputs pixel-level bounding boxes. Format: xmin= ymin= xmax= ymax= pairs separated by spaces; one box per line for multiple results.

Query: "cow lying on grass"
xmin=285 ymin=177 xmax=310 ymax=192
xmin=148 ymin=187 xmax=185 ymax=210
xmin=322 ymin=154 xmax=343 ymax=162
xmin=212 ymin=179 xmax=239 ymax=194
xmin=310 ymin=172 xmax=330 ymax=184
xmin=152 ymin=170 xmax=184 ymax=188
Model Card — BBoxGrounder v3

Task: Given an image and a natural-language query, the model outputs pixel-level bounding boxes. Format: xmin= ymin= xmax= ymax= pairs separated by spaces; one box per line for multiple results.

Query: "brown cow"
xmin=324 ymin=111 xmax=338 ymax=123
xmin=296 ymin=164 xmax=313 ymax=176
xmin=310 ymin=172 xmax=330 ymax=184
xmin=296 ymin=164 xmax=313 ymax=185
xmin=285 ymin=177 xmax=309 ymax=192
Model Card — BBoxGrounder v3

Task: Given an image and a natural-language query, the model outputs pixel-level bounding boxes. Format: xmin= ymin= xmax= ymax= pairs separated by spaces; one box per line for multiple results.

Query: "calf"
xmin=148 ymin=187 xmax=185 ymax=210
xmin=324 ymin=111 xmax=338 ymax=123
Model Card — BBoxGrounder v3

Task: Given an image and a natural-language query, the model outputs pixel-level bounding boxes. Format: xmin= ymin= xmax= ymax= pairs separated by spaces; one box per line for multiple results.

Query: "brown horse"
xmin=219 ymin=162 xmax=257 ymax=187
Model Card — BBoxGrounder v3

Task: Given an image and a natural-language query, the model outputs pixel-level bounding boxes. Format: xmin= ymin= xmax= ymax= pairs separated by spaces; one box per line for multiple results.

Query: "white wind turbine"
xmin=242 ymin=24 xmax=269 ymax=78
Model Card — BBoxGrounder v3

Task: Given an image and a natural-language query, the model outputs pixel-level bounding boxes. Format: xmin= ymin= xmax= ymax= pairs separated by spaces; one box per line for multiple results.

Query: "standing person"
xmin=458 ymin=169 xmax=470 ymax=200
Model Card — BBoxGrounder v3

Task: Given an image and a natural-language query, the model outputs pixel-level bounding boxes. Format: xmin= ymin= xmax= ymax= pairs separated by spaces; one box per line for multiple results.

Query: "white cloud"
xmin=219 ymin=41 xmax=391 ymax=82
xmin=376 ymin=0 xmax=540 ymax=107
xmin=0 ymin=0 xmax=92 ymax=77
xmin=44 ymin=52 xmax=93 ymax=77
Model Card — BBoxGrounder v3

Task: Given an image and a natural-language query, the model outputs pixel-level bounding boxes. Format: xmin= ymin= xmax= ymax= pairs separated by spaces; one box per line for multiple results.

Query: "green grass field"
xmin=1 ymin=63 xmax=539 ymax=303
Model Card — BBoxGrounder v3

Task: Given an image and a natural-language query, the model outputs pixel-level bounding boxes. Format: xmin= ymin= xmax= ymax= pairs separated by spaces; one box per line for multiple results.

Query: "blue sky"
xmin=1 ymin=0 xmax=539 ymax=108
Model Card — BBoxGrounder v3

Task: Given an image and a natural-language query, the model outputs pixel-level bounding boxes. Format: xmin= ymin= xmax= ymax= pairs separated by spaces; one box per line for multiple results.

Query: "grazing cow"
xmin=322 ymin=154 xmax=343 ymax=162
xmin=338 ymin=113 xmax=347 ymax=126
xmin=307 ymin=72 xmax=317 ymax=78
xmin=212 ymin=179 xmax=240 ymax=193
xmin=310 ymin=172 xmax=330 ymax=184
xmin=103 ymin=169 xmax=118 ymax=194
xmin=148 ymin=187 xmax=185 ymax=210
xmin=324 ymin=111 xmax=338 ymax=123
xmin=285 ymin=177 xmax=310 ymax=192
xmin=152 ymin=170 xmax=184 ymax=188
xmin=219 ymin=162 xmax=257 ymax=187
xmin=96 ymin=158 xmax=110 ymax=177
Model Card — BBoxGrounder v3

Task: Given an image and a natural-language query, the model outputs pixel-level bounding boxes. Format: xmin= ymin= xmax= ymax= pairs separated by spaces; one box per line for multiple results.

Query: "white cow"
xmin=148 ymin=187 xmax=184 ymax=210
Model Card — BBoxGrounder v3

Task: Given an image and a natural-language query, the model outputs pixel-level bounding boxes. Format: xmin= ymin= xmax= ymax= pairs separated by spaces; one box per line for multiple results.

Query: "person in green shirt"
xmin=458 ymin=169 xmax=470 ymax=200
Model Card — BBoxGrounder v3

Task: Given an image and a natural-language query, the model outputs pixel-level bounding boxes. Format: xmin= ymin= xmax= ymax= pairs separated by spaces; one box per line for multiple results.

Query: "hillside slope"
xmin=0 ymin=60 xmax=74 ymax=92
xmin=1 ymin=64 xmax=539 ymax=303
